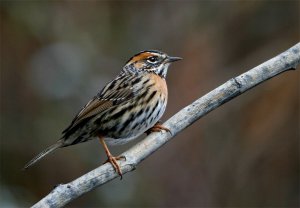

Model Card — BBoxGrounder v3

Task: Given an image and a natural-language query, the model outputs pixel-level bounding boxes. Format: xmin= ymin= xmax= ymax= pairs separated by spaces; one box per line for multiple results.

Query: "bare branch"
xmin=32 ymin=43 xmax=300 ymax=208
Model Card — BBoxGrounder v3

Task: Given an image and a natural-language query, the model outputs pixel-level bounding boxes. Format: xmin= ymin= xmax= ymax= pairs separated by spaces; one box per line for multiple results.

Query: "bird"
xmin=23 ymin=50 xmax=182 ymax=177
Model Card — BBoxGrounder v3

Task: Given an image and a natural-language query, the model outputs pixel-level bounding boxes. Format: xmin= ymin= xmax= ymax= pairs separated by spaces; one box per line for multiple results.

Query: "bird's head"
xmin=123 ymin=50 xmax=182 ymax=78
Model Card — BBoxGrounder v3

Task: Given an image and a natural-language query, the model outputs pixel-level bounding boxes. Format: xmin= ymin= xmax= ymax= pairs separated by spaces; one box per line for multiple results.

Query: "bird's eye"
xmin=147 ymin=56 xmax=158 ymax=63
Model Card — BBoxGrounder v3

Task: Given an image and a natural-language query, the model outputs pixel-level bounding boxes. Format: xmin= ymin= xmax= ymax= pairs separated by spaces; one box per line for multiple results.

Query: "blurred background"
xmin=0 ymin=1 xmax=299 ymax=207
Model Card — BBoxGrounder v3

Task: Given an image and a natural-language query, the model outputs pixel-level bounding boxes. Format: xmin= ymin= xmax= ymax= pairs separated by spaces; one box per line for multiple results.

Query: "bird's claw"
xmin=145 ymin=123 xmax=172 ymax=135
xmin=104 ymin=155 xmax=125 ymax=179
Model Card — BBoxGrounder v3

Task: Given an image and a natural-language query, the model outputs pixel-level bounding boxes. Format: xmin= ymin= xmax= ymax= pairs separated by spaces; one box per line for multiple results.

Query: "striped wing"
xmin=62 ymin=74 xmax=140 ymax=135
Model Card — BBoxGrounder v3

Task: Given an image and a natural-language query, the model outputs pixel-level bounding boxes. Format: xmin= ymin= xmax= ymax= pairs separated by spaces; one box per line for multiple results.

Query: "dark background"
xmin=0 ymin=1 xmax=299 ymax=207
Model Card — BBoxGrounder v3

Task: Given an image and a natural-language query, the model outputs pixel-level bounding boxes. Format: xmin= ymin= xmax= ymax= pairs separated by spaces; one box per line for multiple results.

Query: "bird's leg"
xmin=145 ymin=121 xmax=171 ymax=135
xmin=98 ymin=136 xmax=124 ymax=178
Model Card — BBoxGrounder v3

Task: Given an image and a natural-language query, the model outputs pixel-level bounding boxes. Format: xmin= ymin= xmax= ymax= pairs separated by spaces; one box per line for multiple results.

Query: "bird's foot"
xmin=104 ymin=155 xmax=126 ymax=179
xmin=145 ymin=122 xmax=171 ymax=135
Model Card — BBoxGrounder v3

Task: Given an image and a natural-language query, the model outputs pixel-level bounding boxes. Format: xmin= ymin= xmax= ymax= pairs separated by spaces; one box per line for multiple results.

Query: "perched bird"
xmin=23 ymin=50 xmax=182 ymax=177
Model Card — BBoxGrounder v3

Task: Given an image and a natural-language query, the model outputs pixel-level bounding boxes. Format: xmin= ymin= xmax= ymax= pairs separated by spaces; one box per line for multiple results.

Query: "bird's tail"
xmin=23 ymin=140 xmax=64 ymax=170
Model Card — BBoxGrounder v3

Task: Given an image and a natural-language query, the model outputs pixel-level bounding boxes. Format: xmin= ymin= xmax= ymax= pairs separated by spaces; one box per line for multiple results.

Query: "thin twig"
xmin=32 ymin=43 xmax=300 ymax=208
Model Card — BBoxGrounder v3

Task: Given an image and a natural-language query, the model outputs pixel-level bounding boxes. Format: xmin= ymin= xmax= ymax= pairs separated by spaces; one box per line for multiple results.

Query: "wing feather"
xmin=62 ymin=74 xmax=140 ymax=135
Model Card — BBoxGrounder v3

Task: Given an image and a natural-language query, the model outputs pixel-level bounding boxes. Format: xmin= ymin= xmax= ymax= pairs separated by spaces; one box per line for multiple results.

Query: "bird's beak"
xmin=166 ymin=56 xmax=183 ymax=63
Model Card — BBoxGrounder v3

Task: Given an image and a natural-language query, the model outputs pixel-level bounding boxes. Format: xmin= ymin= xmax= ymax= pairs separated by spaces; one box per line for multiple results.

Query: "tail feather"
xmin=23 ymin=141 xmax=63 ymax=170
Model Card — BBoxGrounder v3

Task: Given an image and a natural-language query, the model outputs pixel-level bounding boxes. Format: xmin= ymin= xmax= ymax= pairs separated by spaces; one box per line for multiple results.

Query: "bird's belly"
xmin=103 ymin=98 xmax=167 ymax=146
xmin=104 ymin=135 xmax=138 ymax=146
